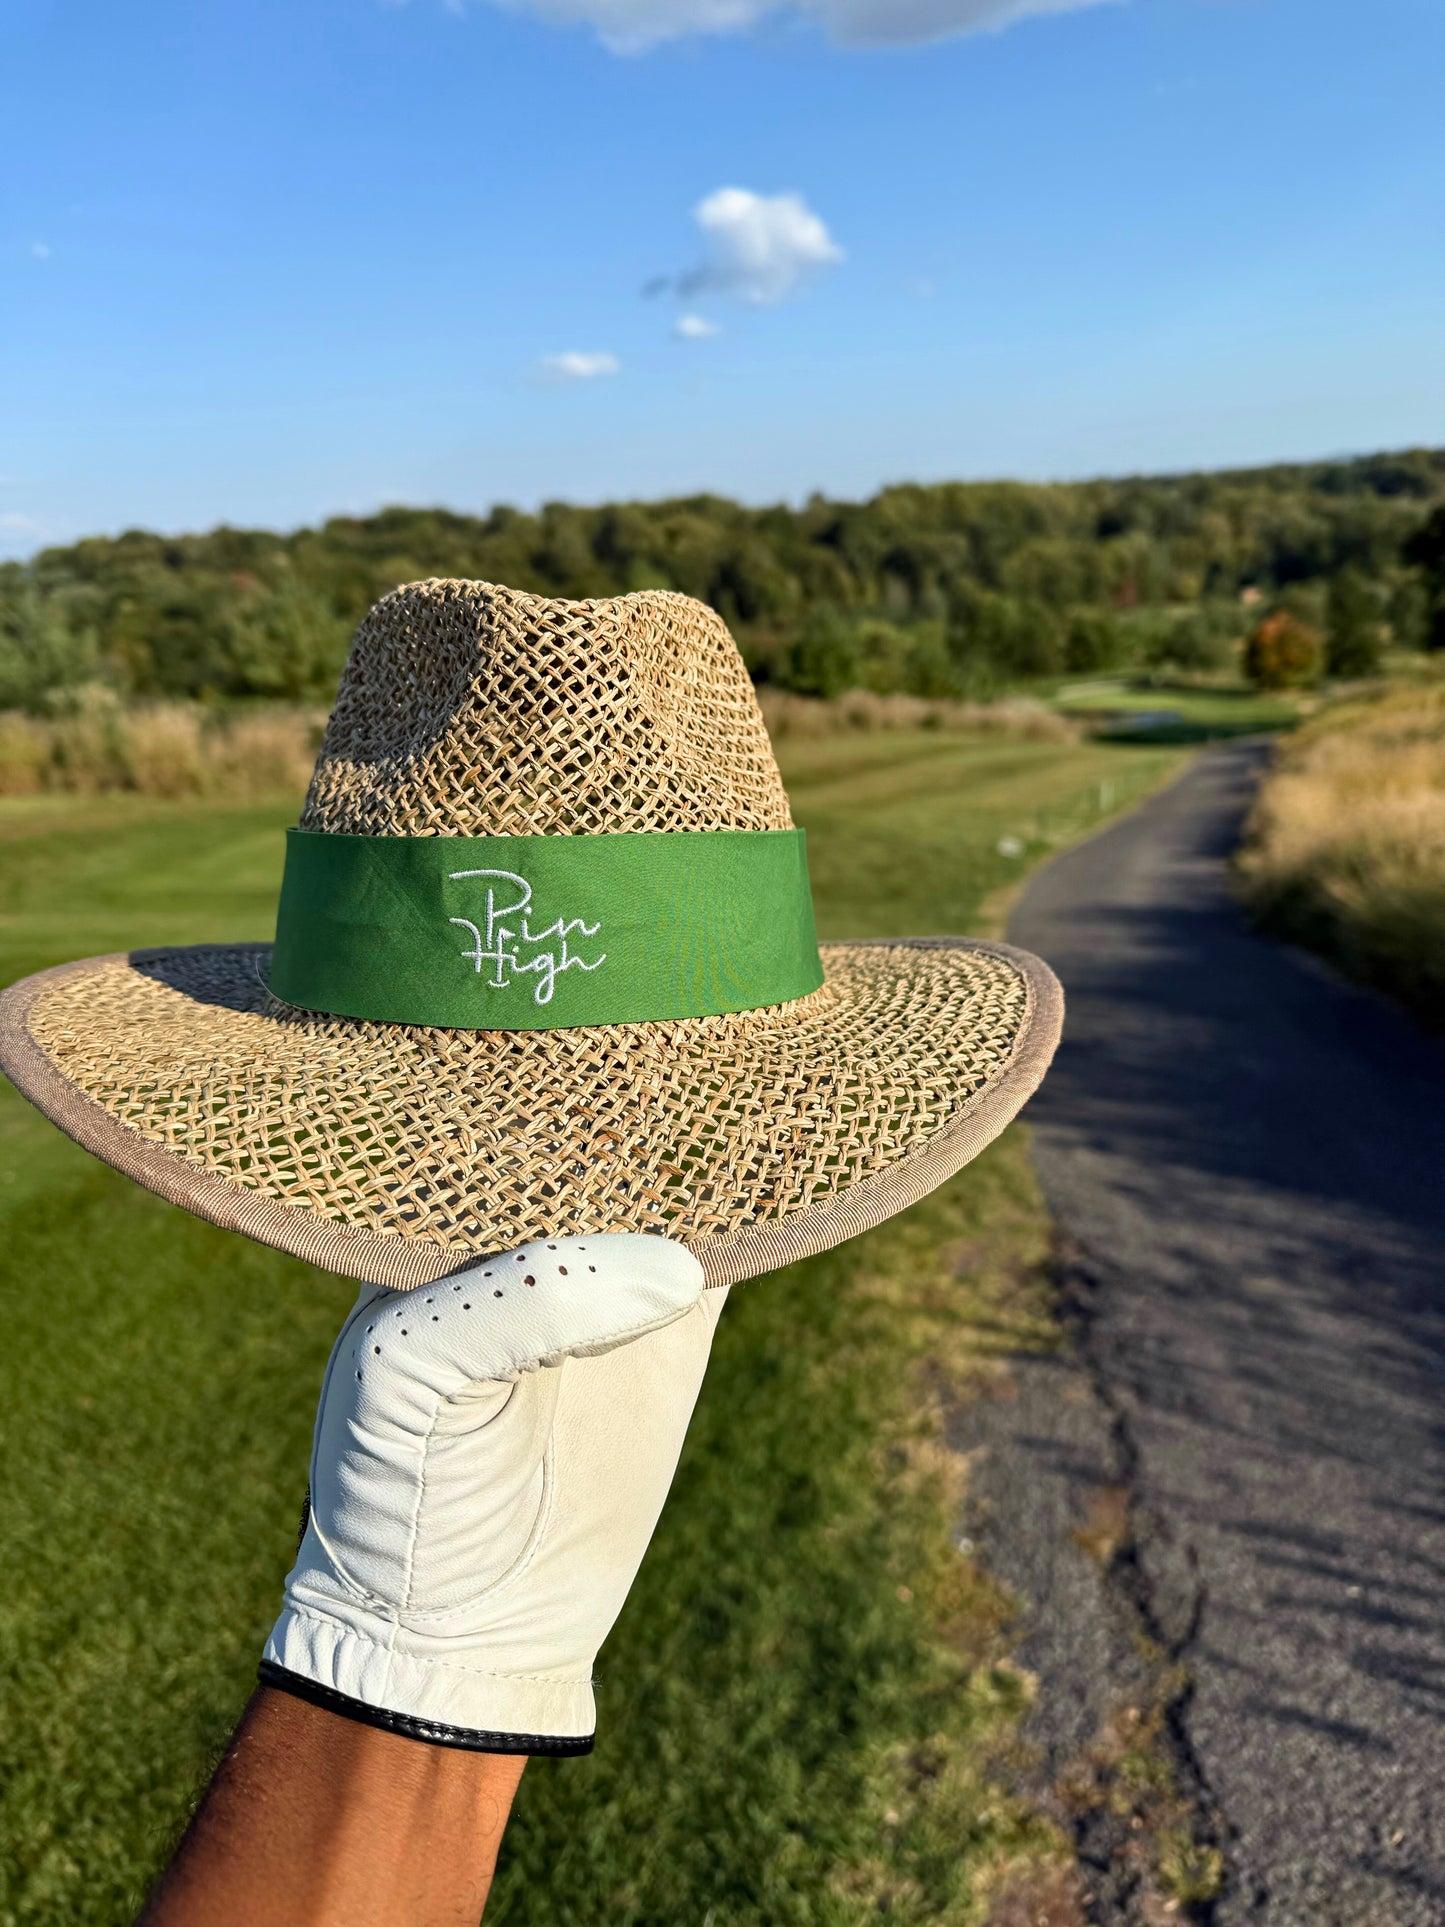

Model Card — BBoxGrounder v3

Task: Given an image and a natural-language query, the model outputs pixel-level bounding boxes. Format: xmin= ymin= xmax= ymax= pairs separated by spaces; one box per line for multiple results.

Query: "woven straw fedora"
xmin=0 ymin=580 xmax=1062 ymax=1289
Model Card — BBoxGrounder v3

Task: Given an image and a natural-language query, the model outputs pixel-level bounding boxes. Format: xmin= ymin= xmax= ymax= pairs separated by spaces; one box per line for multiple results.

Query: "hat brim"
xmin=0 ymin=938 xmax=1061 ymax=1289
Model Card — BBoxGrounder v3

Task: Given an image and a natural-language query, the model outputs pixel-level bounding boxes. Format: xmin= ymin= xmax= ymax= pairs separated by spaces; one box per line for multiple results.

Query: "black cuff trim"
xmin=257 ymin=1660 xmax=596 ymax=1757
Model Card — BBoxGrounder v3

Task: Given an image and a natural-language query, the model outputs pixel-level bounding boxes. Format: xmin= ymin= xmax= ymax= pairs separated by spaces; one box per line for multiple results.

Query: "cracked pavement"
xmin=987 ymin=740 xmax=1445 ymax=1924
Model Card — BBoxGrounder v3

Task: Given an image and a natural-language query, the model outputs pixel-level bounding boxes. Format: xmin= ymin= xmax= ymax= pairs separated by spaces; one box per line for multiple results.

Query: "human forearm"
xmin=138 ymin=1688 xmax=526 ymax=1927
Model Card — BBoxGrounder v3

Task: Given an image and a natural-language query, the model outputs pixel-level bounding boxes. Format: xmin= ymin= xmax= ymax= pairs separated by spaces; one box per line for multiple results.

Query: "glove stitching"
xmin=299 ymin=1287 xmax=398 ymax=1616
xmin=395 ymin=1429 xmax=558 ymax=1626
xmin=521 ymin=1296 xmax=701 ymax=1370
xmin=298 ymin=1401 xmax=556 ymax=1625
xmin=278 ymin=1606 xmax=593 ymax=1686
xmin=401 ymin=1403 xmax=443 ymax=1616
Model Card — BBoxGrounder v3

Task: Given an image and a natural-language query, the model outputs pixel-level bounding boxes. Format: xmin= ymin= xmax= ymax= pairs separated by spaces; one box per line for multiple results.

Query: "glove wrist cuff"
xmin=258 ymin=1660 xmax=595 ymax=1756
xmin=262 ymin=1606 xmax=597 ymax=1757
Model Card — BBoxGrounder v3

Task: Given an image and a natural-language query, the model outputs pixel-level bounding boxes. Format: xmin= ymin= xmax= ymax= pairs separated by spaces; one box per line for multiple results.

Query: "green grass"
xmin=0 ymin=733 xmax=1188 ymax=1925
xmin=1051 ymin=678 xmax=1301 ymax=744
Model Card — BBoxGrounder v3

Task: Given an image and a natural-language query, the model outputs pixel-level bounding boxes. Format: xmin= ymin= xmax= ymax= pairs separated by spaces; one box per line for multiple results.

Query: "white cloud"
xmin=0 ymin=512 xmax=47 ymax=559
xmin=816 ymin=0 xmax=1119 ymax=44
xmin=680 ymin=188 xmax=843 ymax=305
xmin=675 ymin=312 xmax=723 ymax=339
xmin=493 ymin=0 xmax=759 ymax=51
xmin=31 ymin=241 xmax=51 ymax=260
xmin=489 ymin=0 xmax=1117 ymax=52
xmin=540 ymin=349 xmax=621 ymax=379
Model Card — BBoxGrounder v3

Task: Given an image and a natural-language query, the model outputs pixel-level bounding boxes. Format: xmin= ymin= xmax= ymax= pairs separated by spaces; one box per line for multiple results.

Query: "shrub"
xmin=1245 ymin=611 xmax=1324 ymax=689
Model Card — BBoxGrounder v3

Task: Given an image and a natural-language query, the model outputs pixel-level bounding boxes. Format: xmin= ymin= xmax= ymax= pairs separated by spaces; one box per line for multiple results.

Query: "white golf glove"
xmin=261 ymin=1233 xmax=721 ymax=1755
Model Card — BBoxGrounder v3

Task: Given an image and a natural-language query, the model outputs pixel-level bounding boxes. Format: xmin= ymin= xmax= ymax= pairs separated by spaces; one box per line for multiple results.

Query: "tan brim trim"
xmin=0 ymin=938 xmax=1062 ymax=1290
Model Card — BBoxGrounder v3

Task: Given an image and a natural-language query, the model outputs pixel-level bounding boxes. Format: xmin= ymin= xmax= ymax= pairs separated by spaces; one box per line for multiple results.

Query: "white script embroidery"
xmin=448 ymin=869 xmax=606 ymax=1008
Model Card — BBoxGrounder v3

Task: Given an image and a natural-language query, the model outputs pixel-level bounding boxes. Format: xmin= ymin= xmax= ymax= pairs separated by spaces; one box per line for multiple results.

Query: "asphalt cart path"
xmin=999 ymin=741 xmax=1445 ymax=1925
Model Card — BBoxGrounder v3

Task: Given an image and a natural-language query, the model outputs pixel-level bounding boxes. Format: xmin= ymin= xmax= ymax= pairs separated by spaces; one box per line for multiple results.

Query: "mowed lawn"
xmin=0 ymin=733 xmax=1183 ymax=1926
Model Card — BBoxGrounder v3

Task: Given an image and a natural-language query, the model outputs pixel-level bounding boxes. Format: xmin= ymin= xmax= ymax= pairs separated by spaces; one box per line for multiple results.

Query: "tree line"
xmin=3 ymin=446 xmax=1444 ymax=712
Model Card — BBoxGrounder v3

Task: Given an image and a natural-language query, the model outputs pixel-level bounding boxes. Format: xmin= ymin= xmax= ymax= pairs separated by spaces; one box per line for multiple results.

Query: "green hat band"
xmin=269 ymin=827 xmax=824 ymax=1032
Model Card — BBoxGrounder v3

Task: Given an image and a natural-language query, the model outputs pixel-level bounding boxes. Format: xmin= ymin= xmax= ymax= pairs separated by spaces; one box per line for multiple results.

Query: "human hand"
xmin=261 ymin=1233 xmax=721 ymax=1754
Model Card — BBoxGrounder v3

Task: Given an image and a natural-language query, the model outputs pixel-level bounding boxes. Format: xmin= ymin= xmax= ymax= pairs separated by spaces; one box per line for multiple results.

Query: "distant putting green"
xmin=1053 ymin=678 xmax=1301 ymax=743
xmin=0 ymin=731 xmax=1186 ymax=1925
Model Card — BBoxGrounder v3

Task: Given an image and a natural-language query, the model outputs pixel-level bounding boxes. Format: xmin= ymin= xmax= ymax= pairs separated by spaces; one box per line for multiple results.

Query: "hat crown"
xmin=301 ymin=579 xmax=793 ymax=838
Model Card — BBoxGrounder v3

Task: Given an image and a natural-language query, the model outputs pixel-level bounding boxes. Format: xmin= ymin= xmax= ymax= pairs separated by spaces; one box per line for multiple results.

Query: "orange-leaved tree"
xmin=1245 ymin=610 xmax=1323 ymax=689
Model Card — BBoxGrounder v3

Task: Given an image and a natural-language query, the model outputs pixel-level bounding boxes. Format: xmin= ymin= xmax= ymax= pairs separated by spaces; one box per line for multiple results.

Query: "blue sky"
xmin=2 ymin=0 xmax=1441 ymax=556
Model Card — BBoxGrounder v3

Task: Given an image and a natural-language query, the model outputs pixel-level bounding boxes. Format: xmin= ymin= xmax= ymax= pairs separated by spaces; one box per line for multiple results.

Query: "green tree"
xmin=220 ymin=576 xmax=352 ymax=699
xmin=946 ymin=585 xmax=1062 ymax=682
xmin=1386 ymin=573 xmax=1429 ymax=652
xmin=1325 ymin=568 xmax=1382 ymax=678
xmin=0 ymin=571 xmax=99 ymax=708
xmin=854 ymin=618 xmax=912 ymax=693
xmin=1064 ymin=609 xmax=1129 ymax=675
xmin=901 ymin=625 xmax=958 ymax=697
xmin=1140 ymin=606 xmax=1232 ymax=673
xmin=1402 ymin=505 xmax=1445 ymax=649
xmin=782 ymin=606 xmax=860 ymax=698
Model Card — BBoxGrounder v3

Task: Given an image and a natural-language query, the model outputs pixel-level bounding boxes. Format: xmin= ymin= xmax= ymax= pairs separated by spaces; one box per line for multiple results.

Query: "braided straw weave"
xmin=0 ymin=581 xmax=1062 ymax=1289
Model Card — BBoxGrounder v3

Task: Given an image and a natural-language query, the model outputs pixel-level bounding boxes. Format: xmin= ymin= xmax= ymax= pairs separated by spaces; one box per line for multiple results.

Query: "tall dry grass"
xmin=757 ymin=687 xmax=1081 ymax=743
xmin=1237 ymin=677 xmax=1445 ymax=1024
xmin=0 ymin=685 xmax=1081 ymax=800
xmin=0 ymin=690 xmax=322 ymax=799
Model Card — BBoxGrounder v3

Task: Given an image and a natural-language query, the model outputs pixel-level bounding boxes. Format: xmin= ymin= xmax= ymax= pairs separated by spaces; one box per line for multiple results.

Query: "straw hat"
xmin=0 ymin=581 xmax=1062 ymax=1289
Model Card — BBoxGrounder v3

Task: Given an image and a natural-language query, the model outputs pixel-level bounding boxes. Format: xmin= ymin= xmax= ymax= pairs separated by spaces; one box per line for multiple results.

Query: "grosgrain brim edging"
xmin=0 ymin=937 xmax=1063 ymax=1290
xmin=257 ymin=1660 xmax=595 ymax=1757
